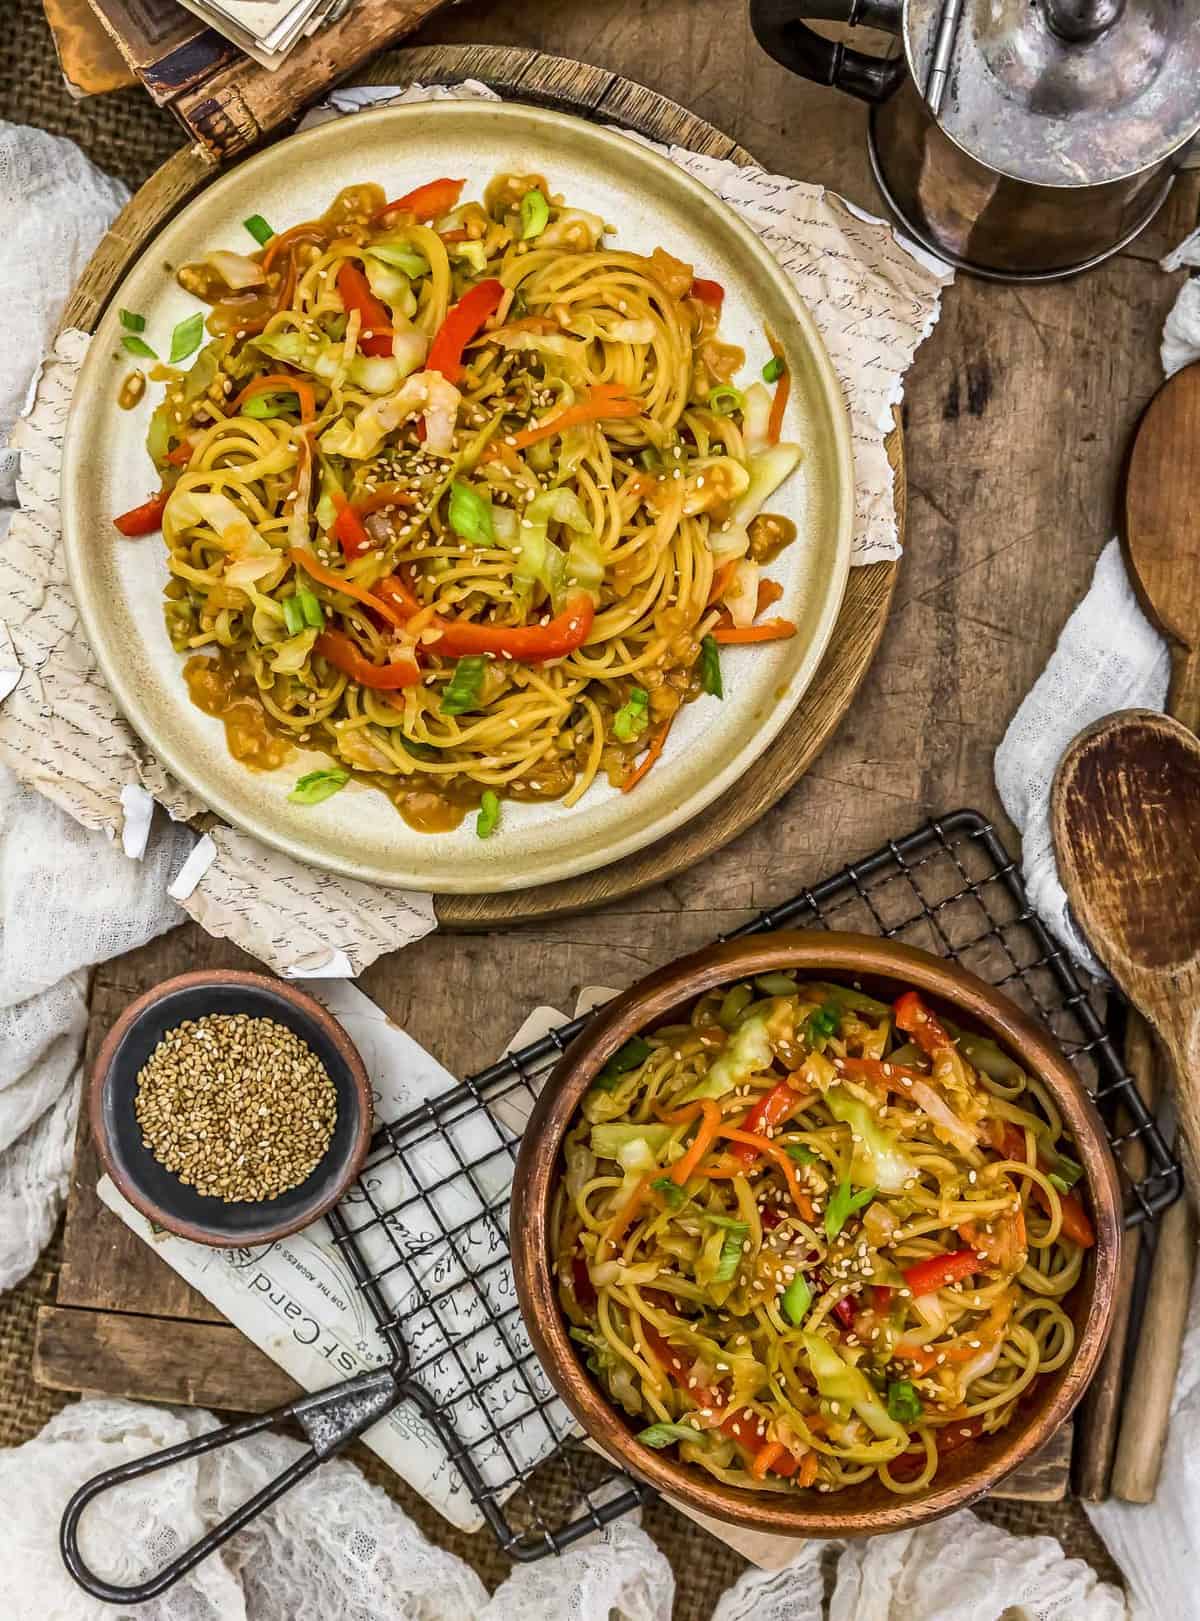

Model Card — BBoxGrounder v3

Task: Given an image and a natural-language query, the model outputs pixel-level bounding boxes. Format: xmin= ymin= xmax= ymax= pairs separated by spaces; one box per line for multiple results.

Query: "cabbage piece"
xmin=564 ymin=1137 xmax=596 ymax=1204
xmin=732 ymin=444 xmax=803 ymax=528
xmin=569 ymin=1328 xmax=642 ymax=1415
xmin=676 ymin=1015 xmax=773 ymax=1104
xmin=204 ymin=249 xmax=265 ymax=291
xmin=363 ymin=258 xmax=418 ymax=316
xmin=269 ymin=627 xmax=317 ymax=673
xmin=319 ymin=370 xmax=460 ymax=459
xmin=723 ymin=559 xmax=759 ymax=627
xmin=590 ymin=1123 xmax=674 ymax=1163
xmin=742 ymin=382 xmax=773 ymax=454
xmin=254 ymin=329 xmax=341 ymax=382
xmin=502 ymin=487 xmax=599 ymax=607
xmin=802 ymin=1332 xmax=905 ymax=1440
xmin=365 ymin=240 xmax=429 ymax=278
xmin=448 ymin=240 xmax=488 ymax=273
xmin=825 ymin=1086 xmax=917 ymax=1193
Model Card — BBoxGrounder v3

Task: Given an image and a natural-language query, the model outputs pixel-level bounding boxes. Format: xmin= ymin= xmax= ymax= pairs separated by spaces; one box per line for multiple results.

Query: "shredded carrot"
xmin=750 ymin=1442 xmax=785 ymax=1480
xmin=600 ymin=1174 xmax=652 ymax=1258
xmin=510 ymin=382 xmax=641 ymax=450
xmin=715 ymin=1126 xmax=816 ymax=1220
xmin=757 ymin=579 xmax=784 ymax=614
xmin=233 ymin=373 xmax=316 ymax=424
xmin=261 ymin=221 xmax=323 ymax=275
xmin=765 ymin=326 xmax=790 ymax=445
xmin=707 ymin=558 xmax=736 ymax=606
xmin=796 ymin=1450 xmax=819 ymax=1487
xmin=165 ymin=441 xmax=194 ymax=466
xmin=670 ymin=1100 xmax=724 ymax=1187
xmin=713 ymin=620 xmax=796 ymax=645
xmin=622 ymin=716 xmax=673 ymax=792
xmin=289 ymin=549 xmax=406 ymax=629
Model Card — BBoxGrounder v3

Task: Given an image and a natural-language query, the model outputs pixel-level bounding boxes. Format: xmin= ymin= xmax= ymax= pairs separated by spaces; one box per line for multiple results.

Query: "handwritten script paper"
xmin=0 ymin=331 xmax=435 ymax=976
xmin=97 ymin=982 xmax=599 ymax=1531
xmin=313 ymin=80 xmax=953 ymax=566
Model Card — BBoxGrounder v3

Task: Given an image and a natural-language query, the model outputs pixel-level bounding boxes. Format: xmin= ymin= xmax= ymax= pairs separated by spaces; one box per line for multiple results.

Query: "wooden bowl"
xmin=91 ymin=970 xmax=373 ymax=1247
xmin=510 ymin=932 xmax=1122 ymax=1537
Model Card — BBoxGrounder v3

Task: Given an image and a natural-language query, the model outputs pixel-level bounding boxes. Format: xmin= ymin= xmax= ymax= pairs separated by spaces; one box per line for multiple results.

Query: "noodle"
xmin=552 ymin=976 xmax=1095 ymax=1495
xmin=129 ymin=176 xmax=804 ymax=833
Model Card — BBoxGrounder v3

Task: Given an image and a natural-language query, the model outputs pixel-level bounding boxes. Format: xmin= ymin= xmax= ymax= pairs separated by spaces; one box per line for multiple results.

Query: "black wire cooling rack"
xmin=323 ymin=809 xmax=1182 ymax=1560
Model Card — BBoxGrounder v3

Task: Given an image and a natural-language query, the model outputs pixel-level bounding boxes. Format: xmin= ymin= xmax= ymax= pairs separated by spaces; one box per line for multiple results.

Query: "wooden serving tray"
xmin=61 ymin=40 xmax=901 ymax=929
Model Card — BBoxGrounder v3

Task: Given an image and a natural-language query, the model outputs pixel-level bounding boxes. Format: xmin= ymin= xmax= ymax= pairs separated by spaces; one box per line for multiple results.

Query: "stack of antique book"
xmin=42 ymin=0 xmax=446 ymax=154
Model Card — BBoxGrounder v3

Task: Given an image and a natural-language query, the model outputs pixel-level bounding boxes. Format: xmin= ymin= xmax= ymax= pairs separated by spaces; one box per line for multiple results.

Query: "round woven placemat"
xmin=0 ymin=1 xmax=1125 ymax=1608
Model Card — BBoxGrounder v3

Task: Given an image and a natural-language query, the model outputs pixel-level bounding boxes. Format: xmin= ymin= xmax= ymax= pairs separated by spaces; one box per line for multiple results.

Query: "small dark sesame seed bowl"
xmin=91 ymin=970 xmax=372 ymax=1247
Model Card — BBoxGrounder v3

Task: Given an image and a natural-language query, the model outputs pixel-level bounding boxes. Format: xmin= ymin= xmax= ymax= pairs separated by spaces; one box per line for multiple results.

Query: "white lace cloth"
xmin=1 ymin=1396 xmax=1121 ymax=1621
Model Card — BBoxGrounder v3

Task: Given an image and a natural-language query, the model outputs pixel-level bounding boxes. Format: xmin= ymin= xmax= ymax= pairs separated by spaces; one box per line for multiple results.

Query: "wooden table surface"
xmin=28 ymin=0 xmax=1197 ymax=1600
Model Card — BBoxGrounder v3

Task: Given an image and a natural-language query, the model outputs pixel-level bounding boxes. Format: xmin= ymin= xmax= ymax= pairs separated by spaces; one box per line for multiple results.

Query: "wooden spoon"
xmin=1053 ymin=709 xmax=1200 ymax=1501
xmin=1076 ymin=360 xmax=1200 ymax=1501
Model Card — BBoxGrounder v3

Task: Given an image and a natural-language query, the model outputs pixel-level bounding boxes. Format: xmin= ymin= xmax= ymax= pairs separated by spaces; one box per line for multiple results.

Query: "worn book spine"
xmin=42 ymin=0 xmax=136 ymax=98
xmin=81 ymin=0 xmax=448 ymax=156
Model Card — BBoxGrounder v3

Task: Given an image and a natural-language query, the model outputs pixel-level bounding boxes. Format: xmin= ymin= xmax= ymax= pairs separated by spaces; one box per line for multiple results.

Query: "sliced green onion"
xmin=785 ymin=1143 xmax=819 ymax=1165
xmin=243 ymin=213 xmax=275 ymax=246
xmin=762 ymin=355 xmax=786 ymax=384
xmin=705 ymin=1213 xmax=749 ymax=1230
xmin=824 ymin=1178 xmax=875 ymax=1240
xmin=448 ymin=479 xmax=494 ymax=545
xmin=707 ymin=384 xmax=744 ymax=417
xmin=700 ymin=633 xmax=723 ymax=699
xmin=713 ymin=1225 xmax=749 ymax=1283
xmin=807 ymin=1002 xmax=840 ymax=1045
xmin=169 ymin=312 xmax=205 ymax=365
xmin=717 ymin=982 xmax=753 ymax=1029
xmin=638 ymin=447 xmax=663 ymax=473
xmin=781 ymin=1274 xmax=812 ymax=1325
xmin=119 ymin=309 xmax=146 ymax=333
xmin=121 ymin=334 xmax=157 ymax=360
xmin=594 ymin=1036 xmax=653 ymax=1091
xmin=282 ymin=595 xmax=306 ymax=636
xmin=1052 ymin=1154 xmax=1084 ymax=1190
xmin=755 ymin=972 xmax=798 ymax=995
xmin=637 ymin=1421 xmax=701 ymax=1449
xmin=243 ymin=392 xmax=299 ymax=420
xmin=288 ymin=768 xmax=349 ymax=806
xmin=652 ymin=1176 xmax=685 ymax=1209
xmin=886 ymin=1379 xmax=923 ymax=1424
xmin=613 ymin=686 xmax=650 ymax=742
xmin=441 ymin=655 xmax=487 ymax=716
xmin=475 ymin=789 xmax=501 ymax=839
xmin=520 ymin=187 xmax=550 ymax=240
xmin=296 ymin=586 xmax=324 ymax=629
xmin=401 ymin=736 xmax=440 ymax=761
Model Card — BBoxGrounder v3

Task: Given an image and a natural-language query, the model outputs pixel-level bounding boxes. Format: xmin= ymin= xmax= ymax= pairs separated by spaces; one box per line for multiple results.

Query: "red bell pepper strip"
xmin=375 ymin=178 xmax=465 ymax=224
xmin=113 ymin=492 xmax=169 ymax=536
xmin=571 ymin=1254 xmax=596 ymax=1310
xmin=428 ymin=591 xmax=595 ymax=662
xmin=690 ymin=277 xmax=725 ymax=308
xmin=427 ymin=279 xmax=505 ymax=385
xmin=313 ymin=629 xmax=420 ymax=689
xmin=165 ymin=441 xmax=194 ymax=467
xmin=712 ymin=620 xmax=796 ymax=645
xmin=730 ymin=1082 xmax=805 ymax=1168
xmin=893 ymin=989 xmax=953 ymax=1057
xmin=330 ymin=491 xmax=373 ymax=559
xmin=336 ymin=263 xmax=393 ymax=358
xmin=986 ymin=1121 xmax=1096 ymax=1248
xmin=902 ymin=1248 xmax=980 ymax=1297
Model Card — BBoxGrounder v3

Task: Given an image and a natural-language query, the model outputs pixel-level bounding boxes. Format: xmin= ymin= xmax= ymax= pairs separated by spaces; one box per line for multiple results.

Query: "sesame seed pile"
xmin=134 ymin=1014 xmax=337 ymax=1202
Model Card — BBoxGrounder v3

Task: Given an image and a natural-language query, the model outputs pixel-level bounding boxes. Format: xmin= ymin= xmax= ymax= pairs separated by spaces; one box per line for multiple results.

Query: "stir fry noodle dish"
xmin=553 ymin=975 xmax=1095 ymax=1494
xmin=115 ymin=174 xmax=804 ymax=838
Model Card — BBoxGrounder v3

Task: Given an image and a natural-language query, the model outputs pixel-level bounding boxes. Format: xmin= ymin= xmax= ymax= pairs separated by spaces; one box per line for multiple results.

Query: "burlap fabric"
xmin=0 ymin=0 xmax=1124 ymax=1609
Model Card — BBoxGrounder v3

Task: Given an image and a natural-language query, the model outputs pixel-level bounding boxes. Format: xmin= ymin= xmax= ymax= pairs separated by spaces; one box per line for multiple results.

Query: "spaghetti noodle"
xmin=552 ymin=978 xmax=1095 ymax=1494
xmin=119 ymin=176 xmax=804 ymax=834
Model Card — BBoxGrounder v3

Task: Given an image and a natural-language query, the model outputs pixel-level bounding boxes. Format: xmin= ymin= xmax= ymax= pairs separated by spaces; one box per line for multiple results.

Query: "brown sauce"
xmin=385 ymin=773 xmax=482 ymax=833
xmin=748 ymin=512 xmax=799 ymax=564
xmin=184 ymin=655 xmax=292 ymax=772
xmin=118 ymin=370 xmax=146 ymax=410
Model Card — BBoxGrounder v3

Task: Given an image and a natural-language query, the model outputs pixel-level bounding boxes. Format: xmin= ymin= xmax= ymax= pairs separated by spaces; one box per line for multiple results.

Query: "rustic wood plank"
xmin=35 ymin=1306 xmax=301 ymax=1410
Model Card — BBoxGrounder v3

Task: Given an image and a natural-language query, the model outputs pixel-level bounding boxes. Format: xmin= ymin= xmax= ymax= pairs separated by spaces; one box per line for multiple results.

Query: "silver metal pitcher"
xmin=750 ymin=0 xmax=1200 ymax=280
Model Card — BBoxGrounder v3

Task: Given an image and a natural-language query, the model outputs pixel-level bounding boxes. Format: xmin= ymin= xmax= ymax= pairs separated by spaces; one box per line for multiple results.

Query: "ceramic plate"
xmin=62 ymin=101 xmax=853 ymax=893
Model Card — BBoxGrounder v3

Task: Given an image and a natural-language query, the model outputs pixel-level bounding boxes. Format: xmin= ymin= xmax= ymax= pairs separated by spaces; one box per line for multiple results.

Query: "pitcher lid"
xmin=905 ymin=0 xmax=1200 ymax=187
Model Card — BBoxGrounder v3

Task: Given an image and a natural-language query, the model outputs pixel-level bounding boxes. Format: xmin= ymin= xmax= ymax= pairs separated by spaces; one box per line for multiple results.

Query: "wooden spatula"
xmin=1053 ymin=710 xmax=1200 ymax=1501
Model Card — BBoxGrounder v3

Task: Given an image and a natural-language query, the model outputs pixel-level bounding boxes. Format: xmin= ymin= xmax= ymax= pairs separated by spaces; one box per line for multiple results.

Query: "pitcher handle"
xmin=750 ymin=0 xmax=907 ymax=103
xmin=60 ymin=1367 xmax=402 ymax=1605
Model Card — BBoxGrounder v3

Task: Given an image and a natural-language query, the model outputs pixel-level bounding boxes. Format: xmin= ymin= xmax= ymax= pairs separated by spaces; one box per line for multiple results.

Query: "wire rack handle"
xmin=60 ymin=1367 xmax=403 ymax=1604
